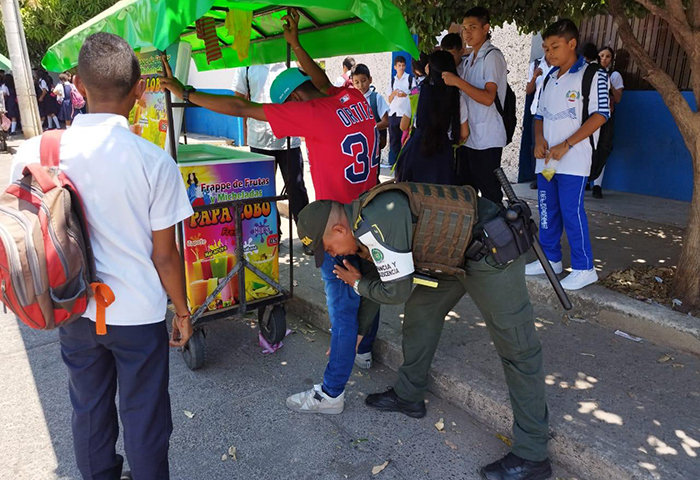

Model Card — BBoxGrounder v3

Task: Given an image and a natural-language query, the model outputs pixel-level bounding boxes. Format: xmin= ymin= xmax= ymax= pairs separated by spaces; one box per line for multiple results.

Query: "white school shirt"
xmin=386 ymin=72 xmax=413 ymax=117
xmin=534 ymin=56 xmax=610 ymax=177
xmin=334 ymin=73 xmax=349 ymax=87
xmin=364 ymin=87 xmax=390 ymax=121
xmin=10 ymin=114 xmax=193 ymax=326
xmin=232 ymin=64 xmax=302 ymax=150
xmin=463 ymin=41 xmax=508 ymax=150
xmin=609 ymin=71 xmax=624 ymax=91
xmin=528 ymin=56 xmax=554 ymax=115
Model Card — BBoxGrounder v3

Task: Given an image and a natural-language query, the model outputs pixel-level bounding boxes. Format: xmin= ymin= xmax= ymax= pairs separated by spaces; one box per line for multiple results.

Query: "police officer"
xmin=297 ymin=182 xmax=552 ymax=480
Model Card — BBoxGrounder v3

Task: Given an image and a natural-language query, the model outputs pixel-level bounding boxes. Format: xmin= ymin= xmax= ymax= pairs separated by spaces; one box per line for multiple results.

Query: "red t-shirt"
xmin=263 ymin=86 xmax=379 ymax=203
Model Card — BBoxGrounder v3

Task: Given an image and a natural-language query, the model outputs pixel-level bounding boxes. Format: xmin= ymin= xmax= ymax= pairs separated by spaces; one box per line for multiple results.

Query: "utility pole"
xmin=1 ymin=0 xmax=42 ymax=138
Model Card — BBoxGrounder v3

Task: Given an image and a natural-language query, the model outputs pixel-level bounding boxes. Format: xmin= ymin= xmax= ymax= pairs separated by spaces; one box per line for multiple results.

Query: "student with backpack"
xmin=10 ymin=33 xmax=193 ymax=479
xmin=528 ymin=19 xmax=609 ymax=291
xmin=442 ymin=7 xmax=513 ymax=204
xmin=351 ymin=63 xmax=389 ymax=184
xmin=386 ymin=55 xmax=414 ymax=166
xmin=56 ymin=73 xmax=78 ymax=127
xmin=522 ymin=51 xmax=554 ymax=188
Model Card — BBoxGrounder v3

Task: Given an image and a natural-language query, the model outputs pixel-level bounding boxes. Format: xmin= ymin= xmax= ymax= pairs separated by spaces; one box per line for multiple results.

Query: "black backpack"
xmin=483 ymin=48 xmax=516 ymax=145
xmin=542 ymin=62 xmax=605 ymax=158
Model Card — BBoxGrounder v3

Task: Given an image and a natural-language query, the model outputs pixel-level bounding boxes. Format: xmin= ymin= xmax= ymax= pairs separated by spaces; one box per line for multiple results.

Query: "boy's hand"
xmin=533 ymin=67 xmax=543 ymax=78
xmin=169 ymin=312 xmax=193 ymax=348
xmin=333 ymin=260 xmax=361 ymax=287
xmin=282 ymin=8 xmax=301 ymax=47
xmin=442 ymin=71 xmax=460 ymax=87
xmin=546 ymin=142 xmax=569 ymax=163
xmin=160 ymin=54 xmax=184 ymax=98
xmin=534 ymin=138 xmax=549 ymax=159
xmin=396 ymin=91 xmax=408 ymax=98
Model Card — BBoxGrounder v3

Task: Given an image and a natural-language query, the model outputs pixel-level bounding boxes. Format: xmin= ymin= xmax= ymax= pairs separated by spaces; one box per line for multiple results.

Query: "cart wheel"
xmin=182 ymin=328 xmax=206 ymax=371
xmin=258 ymin=305 xmax=286 ymax=344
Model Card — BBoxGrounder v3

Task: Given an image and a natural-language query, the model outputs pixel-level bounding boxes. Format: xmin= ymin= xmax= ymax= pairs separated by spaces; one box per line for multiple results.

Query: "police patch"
xmin=371 ymin=248 xmax=384 ymax=263
xmin=301 ymin=236 xmax=313 ymax=246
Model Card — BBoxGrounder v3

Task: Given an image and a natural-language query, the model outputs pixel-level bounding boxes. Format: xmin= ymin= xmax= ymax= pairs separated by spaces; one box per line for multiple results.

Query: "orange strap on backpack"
xmin=91 ymin=283 xmax=115 ymax=335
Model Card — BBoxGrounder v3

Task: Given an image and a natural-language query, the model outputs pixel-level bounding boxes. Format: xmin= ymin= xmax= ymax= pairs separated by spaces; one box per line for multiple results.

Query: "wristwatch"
xmin=352 ymin=279 xmax=361 ymax=296
xmin=183 ymin=85 xmax=196 ymax=103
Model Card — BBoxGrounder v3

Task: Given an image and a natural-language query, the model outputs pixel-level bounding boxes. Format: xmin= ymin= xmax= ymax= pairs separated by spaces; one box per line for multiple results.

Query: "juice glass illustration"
xmin=189 ymin=280 xmax=209 ymax=310
xmin=206 ymin=278 xmax=218 ymax=310
xmin=210 ymin=255 xmax=229 ymax=279
xmin=219 ymin=278 xmax=233 ymax=304
xmin=193 ymin=258 xmax=212 ymax=280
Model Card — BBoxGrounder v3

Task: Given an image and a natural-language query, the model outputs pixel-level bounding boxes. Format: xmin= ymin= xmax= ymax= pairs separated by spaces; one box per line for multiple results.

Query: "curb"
xmin=288 ymin=292 xmax=640 ymax=480
xmin=279 ymin=199 xmax=700 ymax=357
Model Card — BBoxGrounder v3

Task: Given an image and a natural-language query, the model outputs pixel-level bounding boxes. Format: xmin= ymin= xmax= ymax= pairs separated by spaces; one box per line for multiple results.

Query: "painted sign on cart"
xmin=179 ymin=148 xmax=279 ymax=312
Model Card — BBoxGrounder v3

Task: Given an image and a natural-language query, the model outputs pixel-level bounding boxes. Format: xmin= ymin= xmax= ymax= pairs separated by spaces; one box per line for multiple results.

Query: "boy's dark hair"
xmin=394 ymin=55 xmax=407 ymax=65
xmin=581 ymin=42 xmax=599 ymax=62
xmin=464 ymin=7 xmax=490 ymax=25
xmin=412 ymin=53 xmax=430 ymax=78
xmin=542 ymin=19 xmax=579 ymax=45
xmin=351 ymin=63 xmax=371 ymax=79
xmin=440 ymin=33 xmax=463 ymax=51
xmin=342 ymin=57 xmax=356 ymax=70
xmin=78 ymin=33 xmax=141 ymax=99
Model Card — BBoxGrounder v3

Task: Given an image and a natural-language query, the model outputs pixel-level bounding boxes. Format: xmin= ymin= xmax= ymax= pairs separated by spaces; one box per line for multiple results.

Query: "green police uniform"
xmin=348 ymin=190 xmax=549 ymax=462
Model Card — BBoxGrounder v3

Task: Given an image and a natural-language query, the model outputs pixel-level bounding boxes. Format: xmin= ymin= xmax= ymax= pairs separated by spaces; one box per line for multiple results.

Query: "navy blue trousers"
xmin=59 ymin=318 xmax=172 ymax=480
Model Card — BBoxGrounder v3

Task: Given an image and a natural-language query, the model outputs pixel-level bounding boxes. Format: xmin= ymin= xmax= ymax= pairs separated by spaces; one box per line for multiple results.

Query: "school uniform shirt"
xmin=386 ymin=72 xmax=414 ymax=117
xmin=334 ymin=74 xmax=349 ymax=88
xmin=232 ymin=64 xmax=302 ymax=150
xmin=263 ymin=86 xmax=379 ymax=203
xmin=10 ymin=114 xmax=193 ymax=326
xmin=463 ymin=41 xmax=508 ymax=150
xmin=528 ymin=56 xmax=554 ymax=116
xmin=364 ymin=87 xmax=389 ymax=121
xmin=534 ymin=55 xmax=610 ymax=177
xmin=609 ymin=71 xmax=624 ymax=91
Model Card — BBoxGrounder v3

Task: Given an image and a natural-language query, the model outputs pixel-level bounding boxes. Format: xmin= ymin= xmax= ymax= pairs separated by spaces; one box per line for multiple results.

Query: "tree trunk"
xmin=674 ymin=133 xmax=700 ymax=310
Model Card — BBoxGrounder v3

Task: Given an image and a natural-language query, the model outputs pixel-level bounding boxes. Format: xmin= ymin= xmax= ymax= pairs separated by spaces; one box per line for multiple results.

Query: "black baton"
xmin=494 ymin=168 xmax=573 ymax=310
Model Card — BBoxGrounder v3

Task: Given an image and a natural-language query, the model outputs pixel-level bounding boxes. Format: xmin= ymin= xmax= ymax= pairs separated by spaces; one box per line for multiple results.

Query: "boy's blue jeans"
xmin=537 ymin=173 xmax=594 ymax=270
xmin=320 ymin=252 xmax=362 ymax=397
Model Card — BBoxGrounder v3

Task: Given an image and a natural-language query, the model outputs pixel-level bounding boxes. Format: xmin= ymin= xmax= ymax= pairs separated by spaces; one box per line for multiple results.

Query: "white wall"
xmin=187 ymin=59 xmax=238 ymax=91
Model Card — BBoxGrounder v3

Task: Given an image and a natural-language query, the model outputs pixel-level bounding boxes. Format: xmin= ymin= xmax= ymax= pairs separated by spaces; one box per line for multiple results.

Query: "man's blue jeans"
xmin=320 ymin=252 xmax=361 ymax=397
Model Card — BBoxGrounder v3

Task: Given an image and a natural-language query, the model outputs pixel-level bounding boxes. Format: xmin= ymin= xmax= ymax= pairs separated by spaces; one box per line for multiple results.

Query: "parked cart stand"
xmin=170 ymin=101 xmax=293 ymax=371
xmin=180 ymin=193 xmax=293 ymax=370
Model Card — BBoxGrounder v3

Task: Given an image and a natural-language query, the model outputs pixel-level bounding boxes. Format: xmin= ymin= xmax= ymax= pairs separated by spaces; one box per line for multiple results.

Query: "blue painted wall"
xmin=603 ymin=91 xmax=695 ymax=201
xmin=184 ymin=89 xmax=244 ymax=145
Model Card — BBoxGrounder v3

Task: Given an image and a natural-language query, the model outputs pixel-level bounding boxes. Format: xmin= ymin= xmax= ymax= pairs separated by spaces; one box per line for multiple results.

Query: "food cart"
xmin=41 ymin=0 xmax=419 ymax=370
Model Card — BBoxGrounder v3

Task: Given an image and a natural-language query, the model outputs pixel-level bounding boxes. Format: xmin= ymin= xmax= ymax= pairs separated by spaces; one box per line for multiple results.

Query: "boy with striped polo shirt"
xmin=528 ymin=19 xmax=609 ymax=291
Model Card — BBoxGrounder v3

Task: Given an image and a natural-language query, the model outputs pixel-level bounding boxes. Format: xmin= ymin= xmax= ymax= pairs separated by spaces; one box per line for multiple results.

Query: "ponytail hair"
xmin=420 ymin=50 xmax=462 ymax=157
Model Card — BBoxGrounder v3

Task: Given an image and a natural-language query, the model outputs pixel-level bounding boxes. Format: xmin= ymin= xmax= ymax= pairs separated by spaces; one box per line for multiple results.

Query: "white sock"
xmin=10 ymin=121 xmax=16 ymax=133
xmin=53 ymin=116 xmax=61 ymax=129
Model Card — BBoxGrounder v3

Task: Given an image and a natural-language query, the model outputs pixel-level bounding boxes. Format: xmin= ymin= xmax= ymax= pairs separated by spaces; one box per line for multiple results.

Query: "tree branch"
xmin=634 ymin=0 xmax=693 ymax=44
xmin=610 ymin=0 xmax=697 ymax=144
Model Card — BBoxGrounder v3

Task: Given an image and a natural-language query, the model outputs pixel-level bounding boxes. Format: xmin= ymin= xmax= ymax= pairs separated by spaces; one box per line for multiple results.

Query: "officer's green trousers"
xmin=394 ymin=255 xmax=549 ymax=461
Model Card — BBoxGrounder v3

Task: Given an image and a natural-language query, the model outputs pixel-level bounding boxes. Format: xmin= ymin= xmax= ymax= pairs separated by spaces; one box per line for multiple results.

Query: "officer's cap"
xmin=297 ymin=200 xmax=334 ymax=268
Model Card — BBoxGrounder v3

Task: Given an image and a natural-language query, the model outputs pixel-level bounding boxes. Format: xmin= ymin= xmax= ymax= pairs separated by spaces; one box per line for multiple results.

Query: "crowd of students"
xmin=0 ymin=68 xmax=83 ymax=135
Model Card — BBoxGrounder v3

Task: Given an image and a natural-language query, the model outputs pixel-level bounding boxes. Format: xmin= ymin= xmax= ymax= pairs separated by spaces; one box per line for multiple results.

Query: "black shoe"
xmin=592 ymin=186 xmax=603 ymax=199
xmin=120 ymin=471 xmax=133 ymax=480
xmin=479 ymin=453 xmax=552 ymax=480
xmin=529 ymin=181 xmax=538 ymax=190
xmin=302 ymin=243 xmax=314 ymax=256
xmin=365 ymin=388 xmax=426 ymax=418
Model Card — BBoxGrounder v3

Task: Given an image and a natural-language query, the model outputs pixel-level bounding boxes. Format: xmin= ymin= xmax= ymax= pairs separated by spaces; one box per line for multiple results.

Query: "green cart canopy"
xmin=42 ymin=0 xmax=419 ymax=72
xmin=0 ymin=53 xmax=11 ymax=72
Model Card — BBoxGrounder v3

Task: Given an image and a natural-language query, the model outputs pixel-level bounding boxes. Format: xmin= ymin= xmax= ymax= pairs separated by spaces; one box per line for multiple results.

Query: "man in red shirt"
xmin=161 ymin=8 xmax=379 ymax=414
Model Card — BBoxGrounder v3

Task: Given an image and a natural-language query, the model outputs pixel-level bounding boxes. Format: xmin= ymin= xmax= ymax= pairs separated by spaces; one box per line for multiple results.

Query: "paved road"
xmin=0 ymin=308 xmax=574 ymax=480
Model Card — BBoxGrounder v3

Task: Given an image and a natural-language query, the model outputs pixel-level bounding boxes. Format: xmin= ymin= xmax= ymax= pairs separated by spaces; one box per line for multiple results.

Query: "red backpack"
xmin=0 ymin=131 xmax=113 ymax=334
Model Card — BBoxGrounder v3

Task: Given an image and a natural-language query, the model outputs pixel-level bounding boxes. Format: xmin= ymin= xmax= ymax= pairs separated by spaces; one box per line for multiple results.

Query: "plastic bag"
xmin=541 ymin=159 xmax=559 ymax=182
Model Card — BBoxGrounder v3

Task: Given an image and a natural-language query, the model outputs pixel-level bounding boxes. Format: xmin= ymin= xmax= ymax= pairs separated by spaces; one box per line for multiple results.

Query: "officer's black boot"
xmin=365 ymin=388 xmax=426 ymax=418
xmin=479 ymin=452 xmax=552 ymax=480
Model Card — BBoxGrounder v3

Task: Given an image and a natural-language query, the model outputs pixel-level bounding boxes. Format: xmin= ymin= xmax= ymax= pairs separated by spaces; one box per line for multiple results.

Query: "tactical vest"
xmin=351 ymin=181 xmax=478 ymax=276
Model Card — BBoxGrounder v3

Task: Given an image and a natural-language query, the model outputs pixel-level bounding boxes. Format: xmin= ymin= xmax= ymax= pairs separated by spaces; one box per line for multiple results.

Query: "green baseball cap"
xmin=297 ymin=200 xmax=334 ymax=268
xmin=270 ymin=67 xmax=312 ymax=104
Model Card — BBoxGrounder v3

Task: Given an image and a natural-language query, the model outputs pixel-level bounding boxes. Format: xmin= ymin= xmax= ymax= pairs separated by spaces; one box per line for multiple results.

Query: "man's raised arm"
xmin=282 ymin=8 xmax=332 ymax=94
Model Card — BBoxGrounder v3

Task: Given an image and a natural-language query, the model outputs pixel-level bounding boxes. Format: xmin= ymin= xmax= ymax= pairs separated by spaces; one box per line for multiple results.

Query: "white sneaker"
xmin=355 ymin=351 xmax=373 ymax=369
xmin=560 ymin=269 xmax=598 ymax=291
xmin=525 ymin=260 xmax=563 ymax=276
xmin=286 ymin=384 xmax=344 ymax=415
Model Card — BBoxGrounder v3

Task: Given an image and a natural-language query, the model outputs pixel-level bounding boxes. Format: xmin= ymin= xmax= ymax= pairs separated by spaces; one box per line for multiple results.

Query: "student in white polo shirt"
xmin=528 ymin=19 xmax=609 ymax=291
xmin=442 ymin=7 xmax=508 ymax=204
xmin=11 ymin=34 xmax=193 ymax=479
xmin=386 ymin=56 xmax=415 ymax=166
